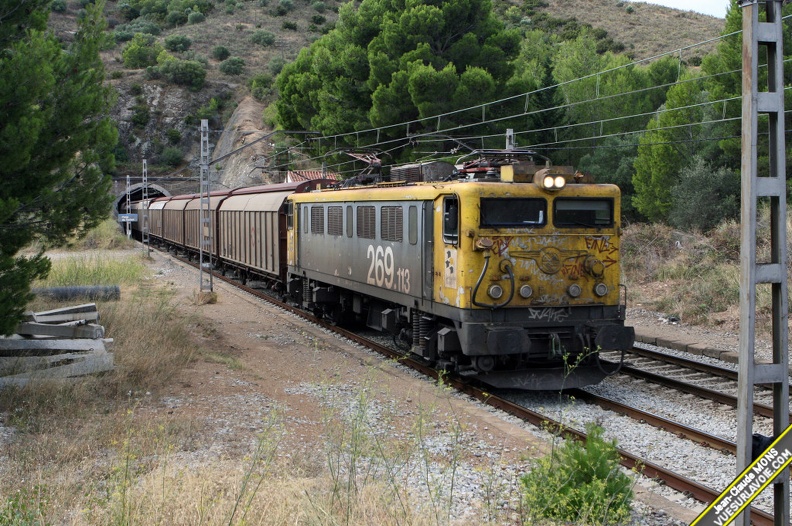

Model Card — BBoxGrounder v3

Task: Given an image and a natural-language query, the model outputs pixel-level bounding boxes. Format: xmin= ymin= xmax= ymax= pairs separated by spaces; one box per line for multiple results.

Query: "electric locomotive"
xmin=286 ymin=149 xmax=634 ymax=390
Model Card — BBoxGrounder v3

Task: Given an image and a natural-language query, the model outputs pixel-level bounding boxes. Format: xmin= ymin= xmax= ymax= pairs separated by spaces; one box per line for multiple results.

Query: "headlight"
xmin=568 ymin=284 xmax=582 ymax=298
xmin=554 ymin=175 xmax=566 ymax=189
xmin=542 ymin=175 xmax=555 ymax=189
xmin=488 ymin=284 xmax=504 ymax=299
xmin=594 ymin=283 xmax=608 ymax=297
xmin=519 ymin=285 xmax=533 ymax=298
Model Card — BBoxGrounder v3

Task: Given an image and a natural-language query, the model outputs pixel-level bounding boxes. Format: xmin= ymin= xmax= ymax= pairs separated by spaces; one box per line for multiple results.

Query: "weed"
xmin=521 ymin=422 xmax=633 ymax=525
xmin=0 ymin=487 xmax=48 ymax=525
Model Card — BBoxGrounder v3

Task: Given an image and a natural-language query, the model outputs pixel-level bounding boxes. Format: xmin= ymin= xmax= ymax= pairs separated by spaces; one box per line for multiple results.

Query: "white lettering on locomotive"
xmin=366 ymin=244 xmax=410 ymax=293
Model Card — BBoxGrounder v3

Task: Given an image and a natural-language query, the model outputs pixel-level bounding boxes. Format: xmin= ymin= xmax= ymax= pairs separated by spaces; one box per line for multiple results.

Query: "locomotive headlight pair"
xmin=541 ymin=174 xmax=567 ymax=190
xmin=566 ymin=283 xmax=609 ymax=298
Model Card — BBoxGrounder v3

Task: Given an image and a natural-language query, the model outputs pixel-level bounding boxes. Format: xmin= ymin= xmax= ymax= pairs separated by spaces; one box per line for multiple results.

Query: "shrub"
xmin=131 ymin=104 xmax=150 ymax=128
xmin=122 ymin=33 xmax=163 ymax=69
xmin=521 ymin=423 xmax=633 ymax=525
xmin=166 ymin=10 xmax=187 ymax=26
xmin=130 ymin=83 xmax=143 ymax=96
xmin=251 ymin=30 xmax=275 ymax=46
xmin=161 ymin=147 xmax=183 ymax=166
xmin=310 ymin=14 xmax=325 ymax=24
xmin=166 ymin=128 xmax=182 ymax=144
xmin=279 ymin=0 xmax=294 ymax=10
xmin=115 ymin=19 xmax=161 ymax=37
xmin=212 ymin=45 xmax=230 ymax=61
xmin=51 ymin=0 xmax=67 ymax=12
xmin=282 ymin=20 xmax=297 ymax=30
xmin=269 ymin=56 xmax=285 ymax=75
xmin=182 ymin=51 xmax=208 ymax=66
xmin=310 ymin=0 xmax=325 ymax=12
xmin=248 ymin=72 xmax=273 ymax=101
xmin=157 ymin=59 xmax=207 ymax=90
xmin=219 ymin=56 xmax=245 ymax=75
xmin=118 ymin=2 xmax=140 ymax=20
xmin=187 ymin=11 xmax=205 ymax=23
xmin=669 ymin=156 xmax=740 ymax=232
xmin=164 ymin=34 xmax=192 ymax=52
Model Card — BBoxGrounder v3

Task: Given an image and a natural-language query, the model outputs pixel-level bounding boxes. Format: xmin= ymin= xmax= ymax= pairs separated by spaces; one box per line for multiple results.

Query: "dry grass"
xmin=622 ymin=209 xmax=792 ymax=329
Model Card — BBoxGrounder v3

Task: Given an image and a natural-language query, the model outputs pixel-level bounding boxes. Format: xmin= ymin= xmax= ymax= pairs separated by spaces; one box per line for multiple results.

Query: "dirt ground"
xmin=136 ymin=248 xmax=705 ymax=523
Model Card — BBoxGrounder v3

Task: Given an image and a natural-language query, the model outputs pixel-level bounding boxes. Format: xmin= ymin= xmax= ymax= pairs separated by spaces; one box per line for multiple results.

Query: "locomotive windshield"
xmin=554 ymin=198 xmax=614 ymax=228
xmin=480 ymin=198 xmax=546 ymax=227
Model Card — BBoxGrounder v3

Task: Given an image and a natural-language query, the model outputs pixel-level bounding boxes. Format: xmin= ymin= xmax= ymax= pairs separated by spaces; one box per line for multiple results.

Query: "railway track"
xmin=157 ymin=252 xmax=777 ymax=525
xmin=600 ymin=347 xmax=788 ymax=419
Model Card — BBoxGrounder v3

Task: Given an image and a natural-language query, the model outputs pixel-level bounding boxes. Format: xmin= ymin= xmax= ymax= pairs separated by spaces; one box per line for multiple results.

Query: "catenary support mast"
xmin=736 ymin=1 xmax=789 ymax=525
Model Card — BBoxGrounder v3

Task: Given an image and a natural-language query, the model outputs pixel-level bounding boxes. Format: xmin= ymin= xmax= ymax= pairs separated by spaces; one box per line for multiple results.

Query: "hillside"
xmin=48 ymin=0 xmax=727 ymax=190
xmin=538 ymin=0 xmax=724 ymax=60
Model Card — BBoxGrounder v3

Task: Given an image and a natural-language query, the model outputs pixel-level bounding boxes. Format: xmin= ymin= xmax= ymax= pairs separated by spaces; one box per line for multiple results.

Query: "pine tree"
xmin=0 ymin=0 xmax=118 ymax=334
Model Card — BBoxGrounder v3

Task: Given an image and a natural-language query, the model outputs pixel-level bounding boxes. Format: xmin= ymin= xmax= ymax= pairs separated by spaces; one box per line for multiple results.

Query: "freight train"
xmin=128 ymin=149 xmax=634 ymax=390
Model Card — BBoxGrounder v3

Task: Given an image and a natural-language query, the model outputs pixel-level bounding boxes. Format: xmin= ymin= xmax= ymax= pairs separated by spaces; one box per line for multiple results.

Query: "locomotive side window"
xmin=554 ymin=198 xmax=613 ymax=228
xmin=346 ymin=206 xmax=353 ymax=238
xmin=302 ymin=206 xmax=307 ymax=233
xmin=328 ymin=206 xmax=343 ymax=236
xmin=408 ymin=205 xmax=417 ymax=245
xmin=480 ymin=198 xmax=545 ymax=227
xmin=357 ymin=206 xmax=376 ymax=239
xmin=443 ymin=196 xmax=459 ymax=245
xmin=381 ymin=206 xmax=403 ymax=242
xmin=286 ymin=201 xmax=293 ymax=230
xmin=310 ymin=205 xmax=324 ymax=234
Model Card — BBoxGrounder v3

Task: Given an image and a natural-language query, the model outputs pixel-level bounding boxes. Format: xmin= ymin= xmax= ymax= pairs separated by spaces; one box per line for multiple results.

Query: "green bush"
xmin=131 ymin=104 xmax=150 ymax=128
xmin=310 ymin=14 xmax=325 ymax=24
xmin=211 ymin=45 xmax=230 ymax=61
xmin=166 ymin=128 xmax=182 ymax=144
xmin=164 ymin=34 xmax=192 ymax=52
xmin=269 ymin=56 xmax=285 ymax=75
xmin=187 ymin=11 xmax=205 ymax=23
xmin=669 ymin=156 xmax=740 ymax=232
xmin=161 ymin=147 xmax=183 ymax=166
xmin=251 ymin=30 xmax=275 ymax=46
xmin=282 ymin=20 xmax=297 ymax=30
xmin=310 ymin=0 xmax=325 ymax=12
xmin=157 ymin=59 xmax=206 ymax=90
xmin=114 ymin=19 xmax=161 ymax=43
xmin=166 ymin=10 xmax=187 ymax=26
xmin=521 ymin=423 xmax=633 ymax=525
xmin=248 ymin=72 xmax=273 ymax=101
xmin=118 ymin=2 xmax=140 ymax=20
xmin=122 ymin=33 xmax=163 ymax=69
xmin=51 ymin=0 xmax=67 ymax=12
xmin=219 ymin=56 xmax=245 ymax=75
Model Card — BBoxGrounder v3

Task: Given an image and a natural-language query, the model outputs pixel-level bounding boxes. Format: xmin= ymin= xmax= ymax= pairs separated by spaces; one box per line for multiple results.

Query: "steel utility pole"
xmin=735 ymin=1 xmax=789 ymax=525
xmin=125 ymin=174 xmax=131 ymax=238
xmin=141 ymin=159 xmax=150 ymax=257
xmin=199 ymin=119 xmax=213 ymax=295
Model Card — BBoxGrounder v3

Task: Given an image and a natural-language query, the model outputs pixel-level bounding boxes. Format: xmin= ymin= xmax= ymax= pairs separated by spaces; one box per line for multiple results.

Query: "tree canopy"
xmin=275 ymin=0 xmax=523 ymax=154
xmin=0 ymin=0 xmax=118 ymax=334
